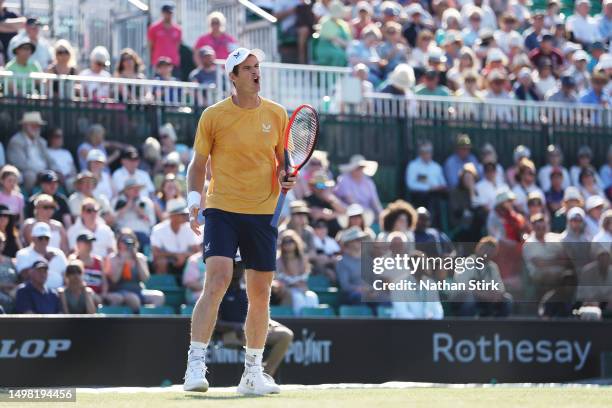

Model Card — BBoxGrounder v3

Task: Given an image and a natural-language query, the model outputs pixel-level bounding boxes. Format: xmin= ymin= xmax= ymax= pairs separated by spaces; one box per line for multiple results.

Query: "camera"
xmin=121 ymin=236 xmax=135 ymax=248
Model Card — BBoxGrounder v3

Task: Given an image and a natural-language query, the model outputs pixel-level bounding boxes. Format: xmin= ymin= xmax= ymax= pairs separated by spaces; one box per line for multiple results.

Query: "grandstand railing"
xmin=2 ymin=69 xmax=611 ymax=127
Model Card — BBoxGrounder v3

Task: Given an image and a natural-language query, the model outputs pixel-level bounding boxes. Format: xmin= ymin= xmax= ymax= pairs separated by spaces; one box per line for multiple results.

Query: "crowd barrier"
xmin=1 ymin=316 xmax=611 ymax=387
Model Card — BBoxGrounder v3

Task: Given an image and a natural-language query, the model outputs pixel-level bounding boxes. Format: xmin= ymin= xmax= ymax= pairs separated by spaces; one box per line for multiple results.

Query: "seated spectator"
xmin=77 ymin=123 xmax=124 ymax=172
xmin=8 ymin=17 xmax=52 ymax=69
xmin=524 ymin=11 xmax=546 ymax=51
xmin=279 ymin=200 xmax=316 ymax=254
xmin=107 ymin=228 xmax=164 ymax=312
xmin=578 ymin=167 xmax=606 ymax=202
xmin=314 ymin=1 xmax=352 ymax=66
xmin=293 ymin=150 xmax=331 ymax=200
xmin=454 ymin=237 xmax=512 ymax=316
xmin=529 ymin=34 xmax=564 ymax=73
xmin=415 ymin=69 xmax=451 ymax=96
xmin=21 ymin=194 xmax=69 ymax=254
xmin=351 ymin=1 xmax=374 ymax=39
xmin=566 ymin=50 xmax=591 ymax=93
xmin=153 ymin=57 xmax=181 ymax=102
xmin=14 ymin=260 xmax=60 ymax=314
xmin=585 ymin=195 xmax=607 ymax=239
xmin=566 ymin=0 xmax=601 ymax=48
xmin=69 ymin=231 xmax=117 ymax=306
xmin=533 ymin=59 xmax=558 ymax=98
xmin=153 ymin=174 xmax=183 ymax=221
xmin=68 ymin=171 xmax=113 ymax=223
xmin=538 ymin=145 xmax=571 ymax=192
xmin=194 ymin=11 xmax=237 ymax=60
xmin=576 ymin=245 xmax=612 ymax=306
xmin=506 ymin=145 xmax=531 ymax=188
xmin=25 ymin=170 xmax=71 ymax=227
xmin=600 ymin=146 xmax=612 ymax=196
xmin=514 ymin=67 xmax=542 ymax=101
xmin=111 ymin=147 xmax=155 ymax=198
xmin=379 ymin=63 xmax=415 ymax=96
xmin=151 ymin=198 xmax=199 ymax=276
xmin=311 ymin=219 xmax=340 ymax=282
xmin=336 ymin=226 xmax=369 ymax=304
xmin=579 ymin=71 xmax=611 ymax=107
xmin=112 ymin=178 xmax=156 ymax=249
xmin=444 ymin=134 xmax=478 ymax=189
xmin=46 ymin=39 xmax=78 ymax=76
xmin=335 ymin=155 xmax=383 ymax=217
xmin=7 ymin=112 xmax=59 ymax=192
xmin=403 ymin=3 xmax=432 ymax=48
xmin=347 ymin=25 xmax=384 ymax=83
xmin=16 ymin=222 xmax=67 ymax=290
xmin=494 ymin=13 xmax=522 ymax=55
xmin=461 ymin=0 xmax=496 ymax=31
xmin=448 ymin=164 xmax=486 ymax=244
xmin=57 ymin=260 xmax=97 ymax=314
xmin=0 ymin=165 xmax=24 ymax=224
xmin=86 ymin=149 xmax=114 ymax=201
xmin=598 ymin=0 xmax=612 ymax=44
xmin=409 ymin=29 xmax=435 ymax=69
xmin=524 ymin=214 xmax=567 ymax=291
xmin=546 ymin=167 xmax=566 ymax=215
xmin=414 ymin=207 xmax=454 ymax=257
xmin=189 ymin=46 xmax=217 ymax=86
xmin=546 ymin=74 xmax=578 ymax=102
xmin=405 ymin=141 xmax=447 ymax=211
xmin=114 ymin=48 xmax=146 ymax=101
xmin=183 ymin=252 xmax=205 ymax=305
xmin=0 ymin=205 xmax=20 ymax=258
xmin=571 ymin=146 xmax=604 ymax=188
xmin=512 ymin=158 xmax=545 ymax=214
xmin=158 ymin=123 xmax=192 ymax=168
xmin=337 ymin=204 xmax=376 ymax=241
xmin=561 ymin=207 xmax=592 ymax=272
xmin=448 ymin=47 xmax=480 ymax=80
xmin=276 ymin=230 xmax=319 ymax=314
xmin=455 ymin=69 xmax=484 ymax=100
xmin=304 ymin=170 xmax=345 ymax=238
xmin=377 ymin=200 xmax=417 ymax=242
xmin=527 ymin=191 xmax=548 ymax=223
xmin=45 ymin=128 xmax=76 ymax=190
xmin=551 ymin=186 xmax=584 ymax=233
xmin=377 ymin=21 xmax=407 ymax=75
xmin=484 ymin=69 xmax=513 ymax=108
xmin=593 ymin=209 xmax=612 ymax=244
xmin=79 ymin=46 xmax=111 ymax=101
xmin=67 ymin=198 xmax=116 ymax=259
xmin=4 ymin=38 xmax=41 ymax=95
xmin=0 ymin=232 xmax=17 ymax=313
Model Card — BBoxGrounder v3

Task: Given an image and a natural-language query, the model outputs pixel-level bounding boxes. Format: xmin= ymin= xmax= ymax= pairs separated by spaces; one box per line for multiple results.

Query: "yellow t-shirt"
xmin=193 ymin=96 xmax=288 ymax=214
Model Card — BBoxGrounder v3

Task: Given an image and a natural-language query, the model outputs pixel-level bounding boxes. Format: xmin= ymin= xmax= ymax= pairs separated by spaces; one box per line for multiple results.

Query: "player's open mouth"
xmin=253 ymin=77 xmax=260 ymax=84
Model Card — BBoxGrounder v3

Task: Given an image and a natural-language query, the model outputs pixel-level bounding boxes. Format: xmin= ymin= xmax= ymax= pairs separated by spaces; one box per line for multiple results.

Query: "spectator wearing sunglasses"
xmin=67 ymin=198 xmax=116 ymax=259
xmin=21 ymin=194 xmax=69 ymax=254
xmin=16 ymin=222 xmax=67 ymax=290
xmin=14 ymin=260 xmax=60 ymax=314
xmin=79 ymin=46 xmax=111 ymax=101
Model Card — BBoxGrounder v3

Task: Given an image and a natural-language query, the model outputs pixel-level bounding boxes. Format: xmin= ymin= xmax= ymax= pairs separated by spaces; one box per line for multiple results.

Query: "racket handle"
xmin=270 ymin=191 xmax=287 ymax=227
xmin=197 ymin=209 xmax=205 ymax=225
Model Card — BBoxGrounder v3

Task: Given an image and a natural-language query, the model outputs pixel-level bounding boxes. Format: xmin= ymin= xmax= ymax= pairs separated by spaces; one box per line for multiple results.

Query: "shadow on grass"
xmin=179 ymin=394 xmax=270 ymax=401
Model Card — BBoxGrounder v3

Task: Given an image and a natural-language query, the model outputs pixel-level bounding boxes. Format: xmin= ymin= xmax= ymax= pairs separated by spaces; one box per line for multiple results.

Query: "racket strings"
xmin=287 ymin=109 xmax=318 ymax=168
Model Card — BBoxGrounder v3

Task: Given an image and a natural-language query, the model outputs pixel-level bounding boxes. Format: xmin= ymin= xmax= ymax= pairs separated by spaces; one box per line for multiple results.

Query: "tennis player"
xmin=183 ymin=47 xmax=296 ymax=395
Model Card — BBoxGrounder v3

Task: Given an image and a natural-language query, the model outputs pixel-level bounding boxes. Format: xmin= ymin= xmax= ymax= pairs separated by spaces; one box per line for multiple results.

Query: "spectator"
xmin=0 ymin=165 xmax=24 ymax=223
xmin=111 ymin=147 xmax=155 ymax=197
xmin=334 ymin=155 xmax=383 ymax=217
xmin=406 ymin=140 xmax=447 ymax=209
xmin=107 ymin=228 xmax=164 ymax=312
xmin=600 ymin=146 xmax=612 ymax=197
xmin=506 ymin=145 xmax=531 ymax=188
xmin=579 ymin=71 xmax=611 ymax=107
xmin=114 ymin=48 xmax=145 ymax=101
xmin=311 ymin=219 xmax=340 ymax=281
xmin=529 ymin=34 xmax=564 ymax=74
xmin=293 ymin=150 xmax=331 ymax=200
xmin=25 ymin=170 xmax=71 ymax=227
xmin=194 ymin=11 xmax=236 ymax=60
xmin=597 ymin=0 xmax=612 ymax=44
xmin=576 ymin=245 xmax=612 ymax=306
xmin=444 ymin=134 xmax=479 ymax=189
xmin=414 ymin=207 xmax=454 ymax=256
xmin=279 ymin=200 xmax=315 ymax=253
xmin=338 ymin=203 xmax=376 ymax=241
xmin=0 ymin=0 xmax=24 ymax=63
xmin=8 ymin=17 xmax=51 ymax=69
xmin=351 ymin=1 xmax=374 ymax=39
xmin=462 ymin=8 xmax=483 ymax=47
xmin=462 ymin=0 xmax=497 ymax=31
xmin=16 ymin=222 xmax=67 ymax=290
xmin=512 ymin=158 xmax=545 ymax=214
xmin=484 ymin=69 xmax=513 ymax=106
xmin=0 ymin=205 xmax=20 ymax=257
xmin=7 ymin=112 xmax=60 ymax=192
xmin=571 ymin=146 xmax=604 ymax=188
xmin=276 ymin=230 xmax=319 ymax=314
xmin=44 ymin=128 xmax=76 ymax=188
xmin=454 ymin=237 xmax=512 ymax=316
xmin=304 ymin=170 xmax=345 ymax=238
xmin=79 ymin=46 xmax=111 ymax=101
xmin=552 ymin=16 xmax=568 ymax=50
xmin=448 ymin=164 xmax=486 ymax=243
xmin=347 ymin=25 xmax=384 ymax=83
xmin=578 ymin=167 xmax=606 ymax=202
xmin=68 ymin=171 xmax=113 ymax=222
xmin=593 ymin=209 xmax=612 ymax=243
xmin=409 ymin=29 xmax=435 ymax=69
xmin=514 ymin=67 xmax=542 ymax=101
xmin=0 ymin=231 xmax=16 ymax=313
xmin=475 ymin=161 xmax=508 ymax=211
xmin=189 ymin=46 xmax=217 ymax=86
xmin=69 ymin=231 xmax=117 ymax=306
xmin=379 ymin=63 xmax=415 ymax=96
xmin=77 ymin=124 xmax=124 ymax=172
xmin=566 ymin=0 xmax=601 ymax=48
xmin=86 ymin=149 xmax=115 ymax=201
xmin=546 ymin=75 xmax=578 ymax=103
xmin=546 ymin=167 xmax=566 ymax=215
xmin=147 ymin=4 xmax=181 ymax=75
xmin=523 ymin=213 xmax=567 ymax=290
xmin=567 ymin=50 xmax=591 ymax=93
xmin=22 ymin=194 xmax=69 ymax=254
xmin=67 ymin=198 xmax=116 ymax=259
xmin=477 ymin=143 xmax=505 ymax=185
xmin=183 ymin=252 xmax=205 ymax=305
xmin=314 ymin=1 xmax=352 ymax=66
xmin=377 ymin=199 xmax=417 ymax=242
xmin=588 ymin=42 xmax=607 ymax=72
xmin=456 ymin=69 xmax=484 ymax=99
xmin=158 ymin=123 xmax=191 ymax=166
xmin=153 ymin=174 xmax=183 ymax=221
xmin=46 ymin=39 xmax=78 ymax=75
xmin=112 ymin=178 xmax=156 ymax=249
xmin=415 ymin=69 xmax=451 ymax=96
xmin=57 ymin=260 xmax=97 ymax=314
xmin=551 ymin=186 xmax=584 ymax=233
xmin=403 ymin=3 xmax=431 ymax=48
xmin=494 ymin=13 xmax=521 ymax=55
xmin=151 ymin=198 xmax=199 ymax=276
xmin=153 ymin=56 xmax=181 ymax=102
xmin=336 ymin=226 xmax=369 ymax=304
xmin=524 ymin=11 xmax=546 ymax=51
xmin=14 ymin=260 xmax=60 ymax=314
xmin=585 ymin=195 xmax=607 ymax=239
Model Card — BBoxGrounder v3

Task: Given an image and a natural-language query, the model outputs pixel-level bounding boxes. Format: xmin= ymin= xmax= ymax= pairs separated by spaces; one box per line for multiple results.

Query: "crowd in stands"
xmin=1 ymin=1 xmax=612 ymax=106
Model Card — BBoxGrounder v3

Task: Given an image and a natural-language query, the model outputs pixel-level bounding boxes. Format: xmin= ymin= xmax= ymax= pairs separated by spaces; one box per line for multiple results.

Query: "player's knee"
xmin=203 ymin=272 xmax=232 ymax=297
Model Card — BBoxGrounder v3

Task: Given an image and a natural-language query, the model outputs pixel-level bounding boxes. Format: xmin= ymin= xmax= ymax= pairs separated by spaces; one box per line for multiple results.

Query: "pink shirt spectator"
xmin=0 ymin=191 xmax=24 ymax=216
xmin=147 ymin=20 xmax=182 ymax=66
xmin=334 ymin=174 xmax=383 ymax=216
xmin=194 ymin=33 xmax=237 ymax=60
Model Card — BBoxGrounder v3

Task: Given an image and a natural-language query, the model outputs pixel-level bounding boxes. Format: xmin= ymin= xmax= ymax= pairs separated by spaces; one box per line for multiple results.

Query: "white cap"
xmin=32 ymin=222 xmax=52 ymax=238
xmin=224 ymin=47 xmax=265 ymax=75
xmin=567 ymin=206 xmax=586 ymax=220
xmin=573 ymin=50 xmax=588 ymax=61
xmin=86 ymin=149 xmax=107 ymax=163
xmin=598 ymin=54 xmax=612 ymax=70
xmin=586 ymin=195 xmax=606 ymax=212
xmin=159 ymin=123 xmax=177 ymax=142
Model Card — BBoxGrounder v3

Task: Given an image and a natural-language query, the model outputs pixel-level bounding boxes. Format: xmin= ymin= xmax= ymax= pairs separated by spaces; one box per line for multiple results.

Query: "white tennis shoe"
xmin=237 ymin=365 xmax=281 ymax=395
xmin=183 ymin=350 xmax=209 ymax=392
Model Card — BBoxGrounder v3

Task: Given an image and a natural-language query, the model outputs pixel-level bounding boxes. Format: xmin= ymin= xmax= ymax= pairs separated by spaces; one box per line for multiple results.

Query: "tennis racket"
xmin=270 ymin=104 xmax=319 ymax=227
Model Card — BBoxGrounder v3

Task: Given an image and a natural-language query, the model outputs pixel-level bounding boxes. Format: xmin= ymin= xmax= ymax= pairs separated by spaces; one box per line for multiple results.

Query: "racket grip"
xmin=270 ymin=191 xmax=287 ymax=227
xmin=197 ymin=209 xmax=205 ymax=225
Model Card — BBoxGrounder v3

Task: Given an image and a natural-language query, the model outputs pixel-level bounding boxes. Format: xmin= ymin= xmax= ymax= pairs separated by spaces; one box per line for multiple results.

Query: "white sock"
xmin=188 ymin=341 xmax=208 ymax=361
xmin=245 ymin=347 xmax=264 ymax=367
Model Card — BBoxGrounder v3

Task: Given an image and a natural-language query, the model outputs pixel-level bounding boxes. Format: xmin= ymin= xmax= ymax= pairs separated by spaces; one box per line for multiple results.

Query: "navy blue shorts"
xmin=202 ymin=208 xmax=278 ymax=271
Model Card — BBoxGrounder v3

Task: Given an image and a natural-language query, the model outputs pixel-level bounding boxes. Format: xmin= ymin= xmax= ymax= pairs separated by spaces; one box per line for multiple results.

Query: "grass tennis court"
xmin=41 ymin=385 xmax=612 ymax=408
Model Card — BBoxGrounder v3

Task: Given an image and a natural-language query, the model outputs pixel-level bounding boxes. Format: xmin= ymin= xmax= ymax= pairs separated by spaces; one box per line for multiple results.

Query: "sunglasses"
xmin=281 ymin=239 xmax=295 ymax=245
xmin=39 ymin=205 xmax=55 ymax=210
xmin=56 ymin=49 xmax=69 ymax=55
xmin=35 ymin=236 xmax=50 ymax=241
xmin=83 ymin=207 xmax=98 ymax=213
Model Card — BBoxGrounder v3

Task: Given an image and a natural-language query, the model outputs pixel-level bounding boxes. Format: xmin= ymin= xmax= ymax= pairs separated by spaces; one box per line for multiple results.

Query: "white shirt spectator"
xmin=567 ymin=13 xmax=602 ymax=45
xmin=533 ymin=73 xmax=558 ymax=98
xmin=150 ymin=219 xmax=200 ymax=254
xmin=79 ymin=68 xmax=111 ymax=100
xmin=474 ymin=178 xmax=508 ymax=210
xmin=112 ymin=167 xmax=155 ymax=198
xmin=312 ymin=234 xmax=341 ymax=255
xmin=112 ymin=195 xmax=156 ymax=235
xmin=16 ymin=246 xmax=67 ymax=290
xmin=48 ymin=147 xmax=76 ymax=182
xmin=538 ymin=165 xmax=571 ymax=192
xmin=494 ymin=30 xmax=522 ymax=54
xmin=461 ymin=4 xmax=497 ymax=30
xmin=68 ymin=192 xmax=112 ymax=218
xmin=93 ymin=172 xmax=114 ymax=201
xmin=570 ymin=165 xmax=604 ymax=188
xmin=67 ymin=218 xmax=116 ymax=258
xmin=390 ymin=276 xmax=444 ymax=319
xmin=405 ymin=157 xmax=447 ymax=192
xmin=512 ymin=183 xmax=546 ymax=213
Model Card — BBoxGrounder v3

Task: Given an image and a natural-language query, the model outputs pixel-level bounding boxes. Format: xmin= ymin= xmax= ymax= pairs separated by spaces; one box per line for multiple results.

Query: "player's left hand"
xmin=279 ymin=170 xmax=297 ymax=190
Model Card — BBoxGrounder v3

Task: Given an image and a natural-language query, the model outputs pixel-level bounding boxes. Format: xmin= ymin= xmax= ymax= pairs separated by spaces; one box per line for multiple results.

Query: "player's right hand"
xmin=189 ymin=207 xmax=202 ymax=236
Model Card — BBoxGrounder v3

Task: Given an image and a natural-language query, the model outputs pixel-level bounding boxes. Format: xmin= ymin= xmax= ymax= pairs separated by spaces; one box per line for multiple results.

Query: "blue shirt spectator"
xmin=15 ymin=260 xmax=60 ymax=314
xmin=579 ymin=72 xmax=612 ymax=107
xmin=443 ymin=134 xmax=479 ymax=188
xmin=596 ymin=1 xmax=612 ymax=43
xmin=406 ymin=142 xmax=446 ymax=192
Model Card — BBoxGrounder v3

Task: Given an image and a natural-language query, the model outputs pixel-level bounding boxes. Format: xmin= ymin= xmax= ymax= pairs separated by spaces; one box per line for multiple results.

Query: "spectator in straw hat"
xmin=335 ymin=154 xmax=383 ymax=217
xmin=336 ymin=226 xmax=369 ymax=305
xmin=7 ymin=112 xmax=59 ymax=192
xmin=151 ymin=198 xmax=200 ymax=276
xmin=304 ymin=170 xmax=346 ymax=238
xmin=337 ymin=203 xmax=376 ymax=241
xmin=69 ymin=171 xmax=113 ymax=222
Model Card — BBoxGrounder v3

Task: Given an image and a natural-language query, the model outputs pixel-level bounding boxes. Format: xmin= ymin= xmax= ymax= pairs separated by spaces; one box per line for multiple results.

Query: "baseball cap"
xmin=32 ymin=222 xmax=52 ymax=238
xmin=575 ymin=0 xmax=590 ymax=5
xmin=561 ymin=75 xmax=576 ymax=87
xmin=76 ymin=232 xmax=97 ymax=242
xmin=198 ymin=45 xmax=216 ymax=56
xmin=161 ymin=4 xmax=174 ymax=12
xmin=573 ymin=50 xmax=588 ymax=61
xmin=86 ymin=149 xmax=107 ymax=163
xmin=26 ymin=17 xmax=43 ymax=26
xmin=38 ymin=170 xmax=58 ymax=183
xmin=121 ymin=147 xmax=139 ymax=160
xmin=225 ymin=47 xmax=265 ymax=75
xmin=156 ymin=56 xmax=173 ymax=67
xmin=32 ymin=260 xmax=49 ymax=270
